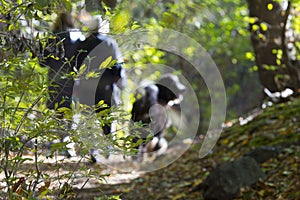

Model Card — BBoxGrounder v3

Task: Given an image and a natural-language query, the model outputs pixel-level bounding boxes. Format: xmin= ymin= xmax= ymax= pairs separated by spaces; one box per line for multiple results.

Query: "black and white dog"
xmin=131 ymin=73 xmax=186 ymax=158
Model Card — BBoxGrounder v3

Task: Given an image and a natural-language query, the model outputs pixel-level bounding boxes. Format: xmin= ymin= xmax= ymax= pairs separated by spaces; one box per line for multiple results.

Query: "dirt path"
xmin=0 ymin=140 xmax=192 ymax=199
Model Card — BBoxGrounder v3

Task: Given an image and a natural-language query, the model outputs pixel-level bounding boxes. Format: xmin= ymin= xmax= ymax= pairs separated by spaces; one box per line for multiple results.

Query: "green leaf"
xmin=99 ymin=56 xmax=112 ymax=69
xmin=260 ymin=23 xmax=268 ymax=31
xmin=111 ymin=10 xmax=130 ymax=33
xmin=245 ymin=52 xmax=254 ymax=60
xmin=248 ymin=17 xmax=258 ymax=24
xmin=50 ymin=55 xmax=59 ymax=60
xmin=267 ymin=3 xmax=273 ymax=10
xmin=131 ymin=21 xmax=141 ymax=30
xmin=276 ymin=59 xmax=281 ymax=65
xmin=8 ymin=23 xmax=14 ymax=31
xmin=35 ymin=0 xmax=50 ymax=8
xmin=85 ymin=71 xmax=101 ymax=79
xmin=57 ymin=107 xmax=70 ymax=113
xmin=78 ymin=64 xmax=87 ymax=77
xmin=96 ymin=100 xmax=105 ymax=106
xmin=252 ymin=24 xmax=259 ymax=31
xmin=252 ymin=65 xmax=258 ymax=71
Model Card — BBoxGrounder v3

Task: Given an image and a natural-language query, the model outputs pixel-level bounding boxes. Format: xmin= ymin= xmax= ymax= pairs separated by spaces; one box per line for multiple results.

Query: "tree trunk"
xmin=247 ymin=0 xmax=300 ymax=94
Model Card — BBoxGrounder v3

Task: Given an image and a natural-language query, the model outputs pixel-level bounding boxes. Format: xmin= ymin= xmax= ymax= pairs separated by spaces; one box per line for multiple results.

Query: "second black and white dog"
xmin=131 ymin=73 xmax=186 ymax=158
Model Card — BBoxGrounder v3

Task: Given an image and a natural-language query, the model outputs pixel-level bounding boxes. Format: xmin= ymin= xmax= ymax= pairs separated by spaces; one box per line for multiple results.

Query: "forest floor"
xmin=4 ymin=98 xmax=300 ymax=200
xmin=72 ymin=98 xmax=300 ymax=200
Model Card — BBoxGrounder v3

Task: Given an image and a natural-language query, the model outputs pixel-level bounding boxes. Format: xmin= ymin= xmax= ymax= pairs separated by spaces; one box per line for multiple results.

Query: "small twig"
xmin=56 ymin=152 xmax=63 ymax=190
xmin=3 ymin=144 xmax=12 ymax=194
xmin=74 ymin=178 xmax=90 ymax=199
xmin=32 ymin=138 xmax=41 ymax=196
xmin=66 ymin=157 xmax=84 ymax=184
xmin=13 ymin=90 xmax=45 ymax=135
xmin=7 ymin=91 xmax=25 ymax=133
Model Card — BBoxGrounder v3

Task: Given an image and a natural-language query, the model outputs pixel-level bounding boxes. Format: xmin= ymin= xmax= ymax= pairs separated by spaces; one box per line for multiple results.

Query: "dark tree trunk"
xmin=247 ymin=0 xmax=300 ymax=94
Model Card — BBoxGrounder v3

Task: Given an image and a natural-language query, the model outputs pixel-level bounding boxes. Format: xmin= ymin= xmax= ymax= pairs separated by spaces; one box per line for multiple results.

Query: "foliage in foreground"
xmin=0 ymin=1 xmax=135 ymax=199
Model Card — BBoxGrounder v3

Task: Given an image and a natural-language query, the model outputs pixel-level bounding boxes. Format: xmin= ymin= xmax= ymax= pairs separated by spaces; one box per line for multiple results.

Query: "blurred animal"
xmin=75 ymin=14 xmax=126 ymax=162
xmin=39 ymin=12 xmax=84 ymax=157
xmin=131 ymin=73 xmax=186 ymax=158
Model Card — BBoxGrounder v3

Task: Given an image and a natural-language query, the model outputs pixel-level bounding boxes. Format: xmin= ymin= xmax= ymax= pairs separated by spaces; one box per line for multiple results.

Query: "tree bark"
xmin=247 ymin=0 xmax=300 ymax=94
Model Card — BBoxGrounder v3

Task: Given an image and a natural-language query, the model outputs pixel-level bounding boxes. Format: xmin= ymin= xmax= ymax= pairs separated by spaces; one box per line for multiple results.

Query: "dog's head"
xmin=156 ymin=74 xmax=186 ymax=105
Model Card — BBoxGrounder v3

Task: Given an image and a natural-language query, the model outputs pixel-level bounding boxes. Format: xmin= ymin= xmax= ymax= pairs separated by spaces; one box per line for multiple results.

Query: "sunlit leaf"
xmin=8 ymin=24 xmax=14 ymax=31
xmin=260 ymin=23 xmax=268 ymax=31
xmin=50 ymin=55 xmax=59 ymax=60
xmin=111 ymin=10 xmax=130 ymax=33
xmin=99 ymin=56 xmax=112 ymax=69
xmin=267 ymin=3 xmax=273 ymax=11
xmin=245 ymin=52 xmax=255 ymax=61
xmin=78 ymin=64 xmax=87 ymax=77
xmin=85 ymin=71 xmax=101 ymax=79
xmin=252 ymin=24 xmax=260 ymax=31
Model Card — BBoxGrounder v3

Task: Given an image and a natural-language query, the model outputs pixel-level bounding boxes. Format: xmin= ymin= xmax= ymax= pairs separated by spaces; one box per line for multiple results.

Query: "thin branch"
xmin=13 ymin=89 xmax=45 ymax=135
xmin=8 ymin=92 xmax=25 ymax=133
xmin=32 ymin=138 xmax=41 ymax=196
xmin=281 ymin=1 xmax=292 ymax=65
xmin=74 ymin=178 xmax=90 ymax=199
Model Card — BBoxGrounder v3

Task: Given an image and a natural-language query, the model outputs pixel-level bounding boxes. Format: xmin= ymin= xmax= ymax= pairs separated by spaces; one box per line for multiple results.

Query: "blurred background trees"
xmin=109 ymin=0 xmax=263 ymax=133
xmin=1 ymin=0 xmax=299 ymax=134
